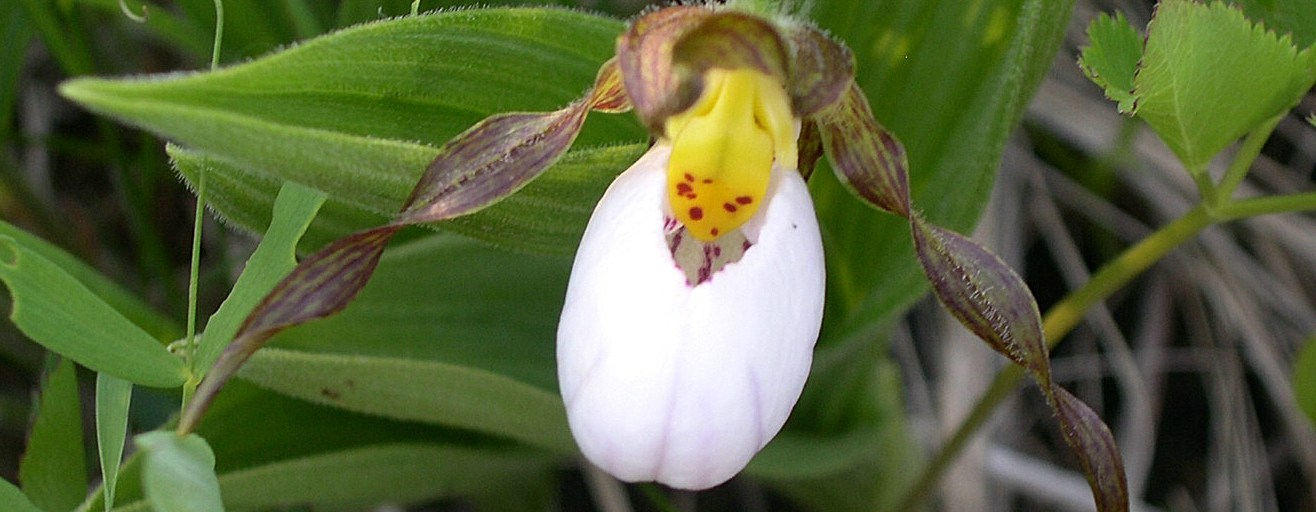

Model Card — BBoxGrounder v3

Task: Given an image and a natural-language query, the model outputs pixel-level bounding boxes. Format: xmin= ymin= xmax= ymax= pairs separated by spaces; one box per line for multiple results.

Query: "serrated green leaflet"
xmin=194 ymin=182 xmax=327 ymax=375
xmin=238 ymin=348 xmax=573 ymax=454
xmin=137 ymin=432 xmax=224 ymax=512
xmin=59 ymin=8 xmax=645 ymax=253
xmin=19 ymin=357 xmax=87 ymax=512
xmin=1134 ymin=0 xmax=1316 ymax=171
xmin=0 ymin=236 xmax=186 ymax=388
xmin=1080 ymin=12 xmax=1142 ymax=113
xmin=1228 ymin=0 xmax=1316 ymax=48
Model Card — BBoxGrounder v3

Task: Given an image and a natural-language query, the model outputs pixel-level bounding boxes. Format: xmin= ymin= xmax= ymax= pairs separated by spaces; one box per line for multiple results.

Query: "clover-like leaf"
xmin=1133 ymin=0 xmax=1316 ymax=171
xmin=1229 ymin=0 xmax=1316 ymax=48
xmin=1079 ymin=11 xmax=1142 ymax=113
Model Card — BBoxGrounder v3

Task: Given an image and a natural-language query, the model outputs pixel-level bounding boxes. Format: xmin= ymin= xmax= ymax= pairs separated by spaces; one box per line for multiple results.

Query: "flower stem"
xmin=891 ymin=205 xmax=1213 ymax=512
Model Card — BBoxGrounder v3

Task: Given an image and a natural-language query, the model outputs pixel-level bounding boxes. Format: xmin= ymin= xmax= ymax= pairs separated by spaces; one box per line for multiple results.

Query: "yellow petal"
xmin=665 ymin=67 xmax=795 ymax=241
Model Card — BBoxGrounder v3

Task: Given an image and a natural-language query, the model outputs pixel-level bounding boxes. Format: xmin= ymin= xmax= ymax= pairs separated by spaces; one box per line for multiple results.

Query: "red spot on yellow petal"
xmin=684 ymin=173 xmax=695 ymax=182
xmin=710 ymin=227 xmax=719 ymax=236
xmin=676 ymin=183 xmax=692 ymax=195
xmin=723 ymin=203 xmax=737 ymax=212
xmin=688 ymin=207 xmax=704 ymax=220
xmin=735 ymin=196 xmax=753 ymax=205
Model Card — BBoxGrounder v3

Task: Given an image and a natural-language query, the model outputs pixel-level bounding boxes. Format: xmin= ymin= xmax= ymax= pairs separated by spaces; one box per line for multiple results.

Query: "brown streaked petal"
xmin=909 ymin=215 xmax=1131 ymax=512
xmin=1055 ymin=387 xmax=1131 ymax=512
xmin=910 ymin=217 xmax=1050 ymax=382
xmin=178 ymin=224 xmax=401 ymax=434
xmin=180 ymin=57 xmax=629 ymax=434
xmin=398 ymin=58 xmax=629 ymax=224
xmin=617 ymin=5 xmax=713 ymax=131
xmin=783 ymin=23 xmax=855 ymax=118
xmin=671 ymin=12 xmax=790 ymax=85
xmin=588 ymin=58 xmax=632 ymax=114
xmin=816 ymin=82 xmax=911 ymax=217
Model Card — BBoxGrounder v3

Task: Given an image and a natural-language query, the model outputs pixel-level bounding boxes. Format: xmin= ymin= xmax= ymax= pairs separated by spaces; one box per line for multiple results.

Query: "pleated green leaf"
xmin=238 ymin=348 xmax=573 ymax=454
xmin=59 ymin=8 xmax=645 ymax=254
xmin=109 ymin=443 xmax=551 ymax=512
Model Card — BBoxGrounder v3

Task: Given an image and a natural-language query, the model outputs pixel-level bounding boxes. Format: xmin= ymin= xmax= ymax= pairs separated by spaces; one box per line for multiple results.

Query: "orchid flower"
xmin=180 ymin=2 xmax=1125 ymax=505
xmin=557 ymin=5 xmax=865 ymax=490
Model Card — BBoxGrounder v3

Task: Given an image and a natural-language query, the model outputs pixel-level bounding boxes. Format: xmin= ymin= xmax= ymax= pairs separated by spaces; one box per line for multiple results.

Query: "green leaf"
xmin=95 ymin=373 xmax=133 ymax=511
xmin=136 ymin=432 xmax=224 ymax=512
xmin=0 ymin=235 xmax=187 ymax=388
xmin=59 ymin=7 xmax=645 ymax=253
xmin=1133 ymin=0 xmax=1316 ymax=171
xmin=194 ymin=182 xmax=327 ymax=374
xmin=218 ymin=443 xmax=550 ymax=512
xmin=269 ymin=234 xmax=569 ymax=391
xmin=103 ymin=382 xmax=559 ymax=511
xmin=170 ymin=142 xmax=647 ymax=254
xmin=0 ymin=477 xmax=44 ymax=512
xmin=1294 ymin=336 xmax=1316 ymax=426
xmin=1079 ymin=11 xmax=1142 ymax=113
xmin=0 ymin=220 xmax=179 ymax=341
xmin=237 ymin=347 xmax=573 ymax=454
xmin=19 ymin=357 xmax=88 ymax=512
xmin=217 ymin=443 xmax=549 ymax=511
xmin=110 ymin=443 xmax=552 ymax=512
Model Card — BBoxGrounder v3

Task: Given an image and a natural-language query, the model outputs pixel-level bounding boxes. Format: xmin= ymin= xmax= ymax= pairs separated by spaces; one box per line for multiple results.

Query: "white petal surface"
xmin=557 ymin=144 xmax=825 ymax=490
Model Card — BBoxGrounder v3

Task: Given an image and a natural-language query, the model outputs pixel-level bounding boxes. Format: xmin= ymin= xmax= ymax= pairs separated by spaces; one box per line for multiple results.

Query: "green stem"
xmin=1214 ymin=115 xmax=1282 ymax=206
xmin=181 ymin=170 xmax=205 ymax=413
xmin=1219 ymin=191 xmax=1316 ymax=220
xmin=210 ymin=0 xmax=224 ymax=68
xmin=891 ymin=206 xmax=1214 ymax=512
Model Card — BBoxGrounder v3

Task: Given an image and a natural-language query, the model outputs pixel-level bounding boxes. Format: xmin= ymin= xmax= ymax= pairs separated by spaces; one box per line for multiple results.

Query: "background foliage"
xmin=1 ymin=0 xmax=1313 ymax=511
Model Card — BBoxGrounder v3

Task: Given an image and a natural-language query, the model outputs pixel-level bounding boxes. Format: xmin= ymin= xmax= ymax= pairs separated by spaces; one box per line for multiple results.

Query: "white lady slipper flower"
xmin=557 ymin=64 xmax=825 ymax=490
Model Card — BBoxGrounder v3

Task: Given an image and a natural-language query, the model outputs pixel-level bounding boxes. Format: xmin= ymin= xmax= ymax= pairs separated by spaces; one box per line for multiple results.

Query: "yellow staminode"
xmin=665 ymin=67 xmax=796 ymax=241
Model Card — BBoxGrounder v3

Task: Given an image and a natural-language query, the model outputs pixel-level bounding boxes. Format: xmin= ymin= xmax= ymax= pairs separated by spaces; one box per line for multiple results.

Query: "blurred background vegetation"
xmin=2 ymin=0 xmax=1314 ymax=511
